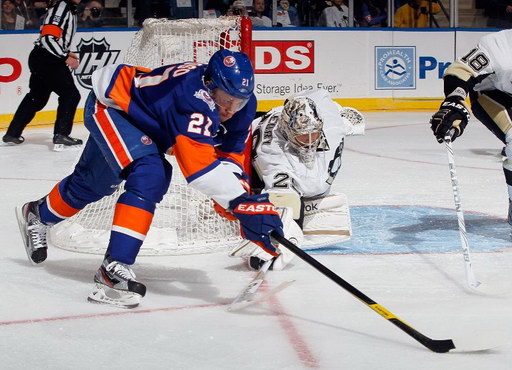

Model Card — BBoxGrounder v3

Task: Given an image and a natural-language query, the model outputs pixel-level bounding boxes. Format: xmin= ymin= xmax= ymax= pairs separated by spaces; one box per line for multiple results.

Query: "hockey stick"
xmin=270 ymin=231 xmax=500 ymax=353
xmin=228 ymin=258 xmax=295 ymax=312
xmin=444 ymin=133 xmax=481 ymax=290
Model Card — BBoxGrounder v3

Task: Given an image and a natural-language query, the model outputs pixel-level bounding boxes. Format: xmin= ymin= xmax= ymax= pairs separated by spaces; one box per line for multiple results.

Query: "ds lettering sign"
xmin=253 ymin=40 xmax=314 ymax=74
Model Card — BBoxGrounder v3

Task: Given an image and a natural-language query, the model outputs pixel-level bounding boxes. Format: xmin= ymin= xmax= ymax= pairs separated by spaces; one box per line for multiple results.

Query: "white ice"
xmin=1 ymin=112 xmax=512 ymax=370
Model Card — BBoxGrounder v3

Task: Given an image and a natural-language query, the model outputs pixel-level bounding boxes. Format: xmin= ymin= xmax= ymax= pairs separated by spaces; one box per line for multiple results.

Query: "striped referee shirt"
xmin=35 ymin=0 xmax=78 ymax=59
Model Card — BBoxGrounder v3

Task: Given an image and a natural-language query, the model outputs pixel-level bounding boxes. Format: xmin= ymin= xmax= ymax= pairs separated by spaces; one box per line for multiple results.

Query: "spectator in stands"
xmin=33 ymin=0 xmax=48 ymax=18
xmin=226 ymin=0 xmax=248 ymax=16
xmin=394 ymin=0 xmax=440 ymax=28
xmin=204 ymin=0 xmax=228 ymax=18
xmin=485 ymin=0 xmax=512 ymax=28
xmin=250 ymin=0 xmax=272 ymax=26
xmin=274 ymin=0 xmax=299 ymax=26
xmin=169 ymin=0 xmax=198 ymax=20
xmin=133 ymin=0 xmax=170 ymax=26
xmin=1 ymin=0 xmax=17 ymax=29
xmin=13 ymin=0 xmax=39 ymax=29
xmin=284 ymin=0 xmax=300 ymax=26
xmin=78 ymin=0 xmax=104 ymax=28
xmin=317 ymin=0 xmax=349 ymax=27
xmin=276 ymin=0 xmax=300 ymax=27
xmin=355 ymin=0 xmax=387 ymax=27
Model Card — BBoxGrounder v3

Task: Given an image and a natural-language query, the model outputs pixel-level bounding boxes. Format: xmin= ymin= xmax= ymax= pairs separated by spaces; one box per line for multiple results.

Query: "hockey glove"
xmin=229 ymin=193 xmax=284 ymax=256
xmin=430 ymin=96 xmax=471 ymax=143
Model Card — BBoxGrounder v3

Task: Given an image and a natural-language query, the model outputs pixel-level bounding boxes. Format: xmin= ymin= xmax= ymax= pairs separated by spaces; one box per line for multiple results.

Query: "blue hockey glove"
xmin=229 ymin=193 xmax=284 ymax=256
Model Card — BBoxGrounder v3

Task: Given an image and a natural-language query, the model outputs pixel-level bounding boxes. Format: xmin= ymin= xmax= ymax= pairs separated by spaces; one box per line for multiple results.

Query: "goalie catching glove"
xmin=229 ymin=193 xmax=284 ymax=256
xmin=430 ymin=96 xmax=471 ymax=143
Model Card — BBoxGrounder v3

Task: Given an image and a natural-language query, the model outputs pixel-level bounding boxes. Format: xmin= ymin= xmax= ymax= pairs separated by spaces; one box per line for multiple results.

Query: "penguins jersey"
xmin=251 ymin=89 xmax=350 ymax=199
xmin=445 ymin=29 xmax=512 ymax=95
xmin=91 ymin=62 xmax=257 ymax=208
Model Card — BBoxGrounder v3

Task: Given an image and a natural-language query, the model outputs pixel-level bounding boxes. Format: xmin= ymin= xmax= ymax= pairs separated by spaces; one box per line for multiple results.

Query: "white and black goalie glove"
xmin=430 ymin=97 xmax=471 ymax=143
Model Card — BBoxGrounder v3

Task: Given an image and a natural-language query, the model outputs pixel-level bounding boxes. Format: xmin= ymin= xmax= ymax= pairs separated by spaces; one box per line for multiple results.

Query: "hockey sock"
xmin=40 ymin=182 xmax=81 ymax=224
xmin=107 ymin=191 xmax=156 ymax=265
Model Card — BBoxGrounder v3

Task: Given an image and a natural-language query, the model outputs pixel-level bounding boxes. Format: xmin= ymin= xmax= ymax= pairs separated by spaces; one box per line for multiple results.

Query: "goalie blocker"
xmin=229 ymin=191 xmax=352 ymax=270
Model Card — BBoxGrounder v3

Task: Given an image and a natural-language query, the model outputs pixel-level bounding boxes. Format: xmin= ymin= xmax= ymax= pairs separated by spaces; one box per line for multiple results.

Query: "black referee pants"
xmin=6 ymin=46 xmax=81 ymax=138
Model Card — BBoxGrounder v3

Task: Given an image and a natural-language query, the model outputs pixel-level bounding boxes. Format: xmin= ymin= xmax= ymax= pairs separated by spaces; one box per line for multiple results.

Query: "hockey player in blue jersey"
xmin=15 ymin=50 xmax=284 ymax=308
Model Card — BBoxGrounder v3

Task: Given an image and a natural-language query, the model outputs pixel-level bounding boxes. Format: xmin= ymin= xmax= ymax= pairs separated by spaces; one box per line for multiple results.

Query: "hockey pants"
xmin=39 ymin=92 xmax=172 ymax=264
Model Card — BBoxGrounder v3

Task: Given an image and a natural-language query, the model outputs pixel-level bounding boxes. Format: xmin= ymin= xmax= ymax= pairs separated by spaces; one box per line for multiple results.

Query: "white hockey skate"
xmin=88 ymin=256 xmax=146 ymax=309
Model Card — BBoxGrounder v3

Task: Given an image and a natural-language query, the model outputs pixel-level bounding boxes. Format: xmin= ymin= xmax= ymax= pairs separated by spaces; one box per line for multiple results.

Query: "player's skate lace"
xmin=94 ymin=256 xmax=146 ymax=297
xmin=28 ymin=219 xmax=48 ymax=251
xmin=17 ymin=200 xmax=48 ymax=264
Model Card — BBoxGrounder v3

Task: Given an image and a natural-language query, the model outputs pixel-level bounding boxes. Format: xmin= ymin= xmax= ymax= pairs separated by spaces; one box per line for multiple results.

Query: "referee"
xmin=2 ymin=0 xmax=83 ymax=149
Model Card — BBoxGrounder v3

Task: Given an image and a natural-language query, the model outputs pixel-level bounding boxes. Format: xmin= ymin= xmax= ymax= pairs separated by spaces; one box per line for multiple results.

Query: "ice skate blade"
xmin=467 ymin=283 xmax=510 ymax=296
xmin=1 ymin=141 xmax=20 ymax=147
xmin=88 ymin=283 xmax=142 ymax=309
xmin=228 ymin=280 xmax=295 ymax=312
xmin=53 ymin=144 xmax=83 ymax=152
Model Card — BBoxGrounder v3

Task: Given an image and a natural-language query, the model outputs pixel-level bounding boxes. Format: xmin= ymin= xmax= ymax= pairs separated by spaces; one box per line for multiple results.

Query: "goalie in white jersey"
xmin=430 ymin=29 xmax=512 ymax=225
xmin=229 ymin=89 xmax=365 ymax=270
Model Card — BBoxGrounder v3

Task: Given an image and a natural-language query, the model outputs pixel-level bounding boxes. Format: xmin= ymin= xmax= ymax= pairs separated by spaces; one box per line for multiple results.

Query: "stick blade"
xmin=468 ymin=283 xmax=510 ymax=296
xmin=450 ymin=332 xmax=504 ymax=353
xmin=227 ymin=280 xmax=295 ymax=312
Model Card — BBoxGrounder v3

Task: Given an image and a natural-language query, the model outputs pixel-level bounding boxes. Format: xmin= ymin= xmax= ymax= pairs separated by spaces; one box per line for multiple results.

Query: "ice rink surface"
xmin=2 ymin=111 xmax=512 ymax=370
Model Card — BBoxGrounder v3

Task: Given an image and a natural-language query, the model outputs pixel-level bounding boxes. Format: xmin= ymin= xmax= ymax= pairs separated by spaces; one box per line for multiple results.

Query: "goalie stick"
xmin=444 ymin=133 xmax=481 ymax=290
xmin=270 ymin=231 xmax=501 ymax=353
xmin=228 ymin=259 xmax=295 ymax=312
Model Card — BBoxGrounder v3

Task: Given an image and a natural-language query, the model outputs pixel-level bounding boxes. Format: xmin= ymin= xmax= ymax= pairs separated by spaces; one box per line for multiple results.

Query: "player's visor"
xmin=210 ymin=88 xmax=249 ymax=113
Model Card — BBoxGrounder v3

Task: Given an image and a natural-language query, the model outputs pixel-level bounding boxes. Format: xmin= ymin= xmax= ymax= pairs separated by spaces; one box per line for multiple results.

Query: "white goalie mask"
xmin=279 ymin=96 xmax=324 ymax=168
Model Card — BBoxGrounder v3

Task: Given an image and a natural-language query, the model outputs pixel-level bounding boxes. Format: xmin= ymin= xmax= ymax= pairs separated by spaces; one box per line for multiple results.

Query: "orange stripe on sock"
xmin=94 ymin=102 xmax=132 ymax=168
xmin=113 ymin=203 xmax=153 ymax=235
xmin=40 ymin=24 xmax=63 ymax=39
xmin=47 ymin=183 xmax=80 ymax=218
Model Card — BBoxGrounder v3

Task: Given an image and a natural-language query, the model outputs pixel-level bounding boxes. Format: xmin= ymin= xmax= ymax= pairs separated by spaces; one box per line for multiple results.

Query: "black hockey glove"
xmin=430 ymin=96 xmax=471 ymax=143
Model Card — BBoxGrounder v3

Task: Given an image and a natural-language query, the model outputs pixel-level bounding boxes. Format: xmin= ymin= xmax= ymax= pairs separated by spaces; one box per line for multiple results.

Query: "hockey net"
xmin=48 ymin=16 xmax=252 ymax=256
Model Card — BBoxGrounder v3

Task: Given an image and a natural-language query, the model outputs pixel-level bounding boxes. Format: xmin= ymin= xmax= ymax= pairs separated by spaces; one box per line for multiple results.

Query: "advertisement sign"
xmin=0 ymin=28 xmax=497 ymax=121
xmin=375 ymin=46 xmax=415 ymax=90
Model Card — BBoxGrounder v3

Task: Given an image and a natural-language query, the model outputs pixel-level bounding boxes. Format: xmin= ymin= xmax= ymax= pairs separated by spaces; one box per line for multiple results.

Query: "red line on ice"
xmin=266 ymin=286 xmax=320 ymax=369
xmin=0 ymin=302 xmax=225 ymax=326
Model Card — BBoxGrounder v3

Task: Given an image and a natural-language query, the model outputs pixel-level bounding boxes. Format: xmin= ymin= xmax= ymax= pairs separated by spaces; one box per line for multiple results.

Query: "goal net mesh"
xmin=49 ymin=16 xmax=250 ymax=256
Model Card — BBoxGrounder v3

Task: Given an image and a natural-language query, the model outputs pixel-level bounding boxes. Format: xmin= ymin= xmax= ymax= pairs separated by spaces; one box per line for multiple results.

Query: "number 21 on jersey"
xmin=187 ymin=113 xmax=213 ymax=137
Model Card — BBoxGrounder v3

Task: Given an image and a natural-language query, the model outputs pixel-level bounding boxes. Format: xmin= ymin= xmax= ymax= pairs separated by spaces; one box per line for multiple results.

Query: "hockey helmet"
xmin=204 ymin=50 xmax=254 ymax=112
xmin=279 ymin=96 xmax=324 ymax=167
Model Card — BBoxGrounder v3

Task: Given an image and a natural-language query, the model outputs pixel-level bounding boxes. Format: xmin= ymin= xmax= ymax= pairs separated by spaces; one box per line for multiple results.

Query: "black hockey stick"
xmin=271 ymin=231 xmax=499 ymax=353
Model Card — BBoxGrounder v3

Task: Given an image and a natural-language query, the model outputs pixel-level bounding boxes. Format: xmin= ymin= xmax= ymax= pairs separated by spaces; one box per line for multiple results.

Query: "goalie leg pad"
xmin=272 ymin=207 xmax=303 ymax=270
xmin=268 ymin=190 xmax=303 ymax=220
xmin=303 ymin=193 xmax=352 ymax=236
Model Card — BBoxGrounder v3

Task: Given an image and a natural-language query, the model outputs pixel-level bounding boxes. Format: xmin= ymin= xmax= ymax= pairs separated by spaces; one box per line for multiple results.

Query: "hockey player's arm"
xmin=430 ymin=44 xmax=493 ymax=143
xmin=430 ymin=61 xmax=475 ymax=143
xmin=92 ymin=64 xmax=151 ymax=111
xmin=39 ymin=3 xmax=69 ymax=59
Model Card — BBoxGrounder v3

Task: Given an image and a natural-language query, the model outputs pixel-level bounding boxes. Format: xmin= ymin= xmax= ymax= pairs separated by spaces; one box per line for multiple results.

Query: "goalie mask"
xmin=279 ymin=96 xmax=324 ymax=168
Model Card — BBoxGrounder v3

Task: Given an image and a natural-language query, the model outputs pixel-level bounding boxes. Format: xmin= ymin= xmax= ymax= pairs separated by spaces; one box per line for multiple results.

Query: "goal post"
xmin=48 ymin=16 xmax=252 ymax=256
